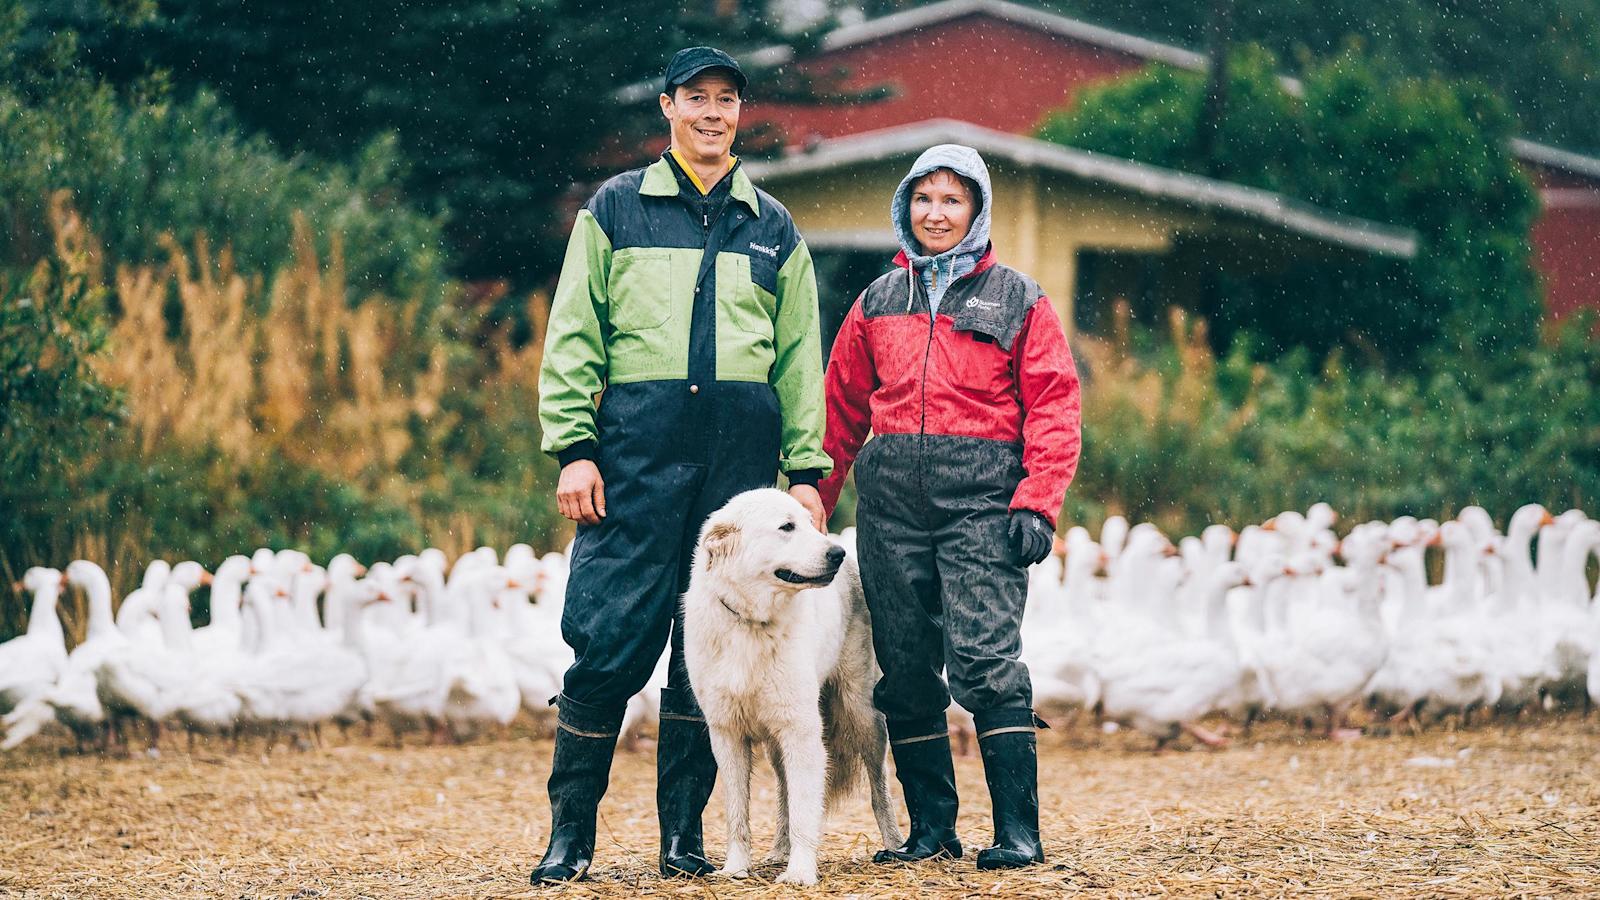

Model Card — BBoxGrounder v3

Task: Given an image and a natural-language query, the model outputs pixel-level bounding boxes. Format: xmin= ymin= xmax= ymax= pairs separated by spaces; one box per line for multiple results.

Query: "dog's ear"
xmin=701 ymin=521 xmax=741 ymax=564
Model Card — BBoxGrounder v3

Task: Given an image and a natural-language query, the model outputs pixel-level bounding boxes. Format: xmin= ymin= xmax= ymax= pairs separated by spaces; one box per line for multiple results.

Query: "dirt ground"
xmin=2 ymin=715 xmax=1598 ymax=899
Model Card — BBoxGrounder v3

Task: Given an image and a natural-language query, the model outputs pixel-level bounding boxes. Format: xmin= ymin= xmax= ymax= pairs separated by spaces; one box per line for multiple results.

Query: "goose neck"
xmin=27 ymin=583 xmax=65 ymax=643
xmin=81 ymin=573 xmax=117 ymax=640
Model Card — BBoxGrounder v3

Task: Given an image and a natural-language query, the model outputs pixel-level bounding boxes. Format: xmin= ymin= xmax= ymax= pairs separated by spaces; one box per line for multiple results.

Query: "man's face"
xmin=660 ymin=71 xmax=741 ymax=165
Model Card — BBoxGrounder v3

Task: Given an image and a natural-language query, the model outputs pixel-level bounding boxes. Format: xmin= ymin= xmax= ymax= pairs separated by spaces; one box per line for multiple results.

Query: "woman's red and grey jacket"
xmin=818 ymin=248 xmax=1082 ymax=527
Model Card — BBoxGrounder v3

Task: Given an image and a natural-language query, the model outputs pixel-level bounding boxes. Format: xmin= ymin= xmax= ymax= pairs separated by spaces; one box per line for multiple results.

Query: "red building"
xmin=702 ymin=0 xmax=1600 ymax=320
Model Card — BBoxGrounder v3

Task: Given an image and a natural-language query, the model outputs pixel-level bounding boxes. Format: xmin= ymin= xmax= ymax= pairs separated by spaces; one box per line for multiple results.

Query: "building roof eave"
xmin=1510 ymin=138 xmax=1600 ymax=182
xmin=818 ymin=0 xmax=1205 ymax=69
xmin=612 ymin=0 xmax=1206 ymax=106
xmin=745 ymin=119 xmax=1418 ymax=259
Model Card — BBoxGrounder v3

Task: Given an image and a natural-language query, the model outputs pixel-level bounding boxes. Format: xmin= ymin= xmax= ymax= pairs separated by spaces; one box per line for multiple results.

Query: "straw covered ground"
xmin=3 ymin=716 xmax=1598 ymax=898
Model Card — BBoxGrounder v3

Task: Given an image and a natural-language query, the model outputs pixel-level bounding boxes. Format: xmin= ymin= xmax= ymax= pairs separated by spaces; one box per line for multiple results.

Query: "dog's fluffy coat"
xmin=682 ymin=489 xmax=902 ymax=885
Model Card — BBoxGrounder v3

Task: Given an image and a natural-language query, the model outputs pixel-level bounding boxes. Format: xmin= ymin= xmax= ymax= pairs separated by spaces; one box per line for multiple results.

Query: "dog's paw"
xmin=715 ymin=866 xmax=750 ymax=879
xmin=776 ymin=867 xmax=818 ymax=886
xmin=761 ymin=847 xmax=791 ymax=865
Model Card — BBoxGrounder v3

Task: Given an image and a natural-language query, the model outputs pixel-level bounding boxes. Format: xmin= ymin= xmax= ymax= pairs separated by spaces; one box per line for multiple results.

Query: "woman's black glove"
xmin=1008 ymin=510 xmax=1053 ymax=566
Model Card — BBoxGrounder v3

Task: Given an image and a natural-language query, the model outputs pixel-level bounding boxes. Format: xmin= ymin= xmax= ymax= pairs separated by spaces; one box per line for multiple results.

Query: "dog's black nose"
xmin=826 ymin=544 xmax=846 ymax=566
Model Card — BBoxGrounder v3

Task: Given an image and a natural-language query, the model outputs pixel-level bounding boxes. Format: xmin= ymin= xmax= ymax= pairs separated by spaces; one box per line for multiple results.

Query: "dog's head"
xmin=696 ymin=488 xmax=846 ymax=592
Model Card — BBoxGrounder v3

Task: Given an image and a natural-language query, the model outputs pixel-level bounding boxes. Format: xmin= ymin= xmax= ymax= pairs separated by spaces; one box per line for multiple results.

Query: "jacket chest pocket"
xmin=607 ymin=249 xmax=674 ymax=333
xmin=716 ymin=252 xmax=775 ymax=340
xmin=943 ymin=315 xmax=1014 ymax=394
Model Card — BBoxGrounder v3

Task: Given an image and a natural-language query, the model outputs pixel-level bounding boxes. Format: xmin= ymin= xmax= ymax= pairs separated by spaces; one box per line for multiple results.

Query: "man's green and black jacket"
xmin=538 ymin=154 xmax=830 ymax=485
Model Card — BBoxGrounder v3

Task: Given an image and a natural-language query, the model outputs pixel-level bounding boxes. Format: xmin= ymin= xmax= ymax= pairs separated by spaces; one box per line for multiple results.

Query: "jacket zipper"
xmin=915 ymin=272 xmax=934 ymax=508
xmin=917 ymin=277 xmax=934 ymax=438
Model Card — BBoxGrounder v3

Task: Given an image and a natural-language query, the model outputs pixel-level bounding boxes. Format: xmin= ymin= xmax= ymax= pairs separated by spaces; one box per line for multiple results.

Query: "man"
xmin=531 ymin=46 xmax=829 ymax=884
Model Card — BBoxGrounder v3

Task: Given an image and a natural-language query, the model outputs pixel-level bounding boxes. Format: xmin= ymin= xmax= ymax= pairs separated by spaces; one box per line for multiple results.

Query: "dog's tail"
xmin=820 ymin=683 xmax=871 ymax=812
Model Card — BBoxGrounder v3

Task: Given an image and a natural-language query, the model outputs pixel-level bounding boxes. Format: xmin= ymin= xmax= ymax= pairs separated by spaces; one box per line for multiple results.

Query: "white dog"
xmin=682 ymin=489 xmax=903 ymax=885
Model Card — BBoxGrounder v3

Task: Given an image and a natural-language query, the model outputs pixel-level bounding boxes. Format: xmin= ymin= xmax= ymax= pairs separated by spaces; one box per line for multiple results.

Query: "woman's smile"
xmin=909 ymin=169 xmax=974 ymax=255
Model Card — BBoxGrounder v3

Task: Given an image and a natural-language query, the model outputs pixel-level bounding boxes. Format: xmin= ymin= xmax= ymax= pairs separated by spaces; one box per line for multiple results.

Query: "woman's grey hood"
xmin=891 ymin=144 xmax=993 ymax=264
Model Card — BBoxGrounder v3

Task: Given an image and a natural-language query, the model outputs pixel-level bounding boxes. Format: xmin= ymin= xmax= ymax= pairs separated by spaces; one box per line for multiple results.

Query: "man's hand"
xmin=557 ymin=460 xmax=607 ymax=525
xmin=790 ymin=484 xmax=826 ymax=533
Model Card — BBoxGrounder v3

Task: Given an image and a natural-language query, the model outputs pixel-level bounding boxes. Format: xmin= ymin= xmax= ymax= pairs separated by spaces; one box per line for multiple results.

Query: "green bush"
xmin=1038 ymin=44 xmax=1541 ymax=368
xmin=1061 ymin=315 xmax=1600 ymax=536
xmin=0 ymin=75 xmax=446 ymax=303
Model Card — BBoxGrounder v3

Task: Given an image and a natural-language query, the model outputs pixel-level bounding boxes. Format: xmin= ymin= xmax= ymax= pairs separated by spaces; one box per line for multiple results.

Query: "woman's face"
xmin=909 ymin=169 xmax=974 ymax=256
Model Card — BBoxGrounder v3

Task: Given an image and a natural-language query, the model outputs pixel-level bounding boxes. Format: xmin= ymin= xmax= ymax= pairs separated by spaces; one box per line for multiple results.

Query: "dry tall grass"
xmin=101 ymin=211 xmax=449 ymax=481
xmin=14 ymin=200 xmax=555 ymax=622
xmin=1076 ymin=301 xmax=1264 ymax=442
xmin=1069 ymin=302 xmax=1271 ymax=532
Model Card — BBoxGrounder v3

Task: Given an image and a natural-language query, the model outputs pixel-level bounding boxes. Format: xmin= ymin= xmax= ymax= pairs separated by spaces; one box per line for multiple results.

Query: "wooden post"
xmin=1194 ymin=0 xmax=1236 ymax=177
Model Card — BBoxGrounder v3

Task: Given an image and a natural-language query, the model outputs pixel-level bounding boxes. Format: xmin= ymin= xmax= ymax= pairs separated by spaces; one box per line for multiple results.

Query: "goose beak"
xmin=355 ymin=564 xmax=369 ymax=576
xmin=1262 ymin=518 xmax=1278 ymax=532
xmin=200 ymin=570 xmax=214 ymax=586
xmin=8 ymin=581 xmax=20 ymax=592
xmin=59 ymin=572 xmax=70 ymax=589
xmin=1540 ymin=512 xmax=1555 ymax=526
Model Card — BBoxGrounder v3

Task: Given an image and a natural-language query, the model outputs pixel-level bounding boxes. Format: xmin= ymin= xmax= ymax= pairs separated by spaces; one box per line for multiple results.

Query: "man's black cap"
xmin=664 ymin=46 xmax=746 ymax=96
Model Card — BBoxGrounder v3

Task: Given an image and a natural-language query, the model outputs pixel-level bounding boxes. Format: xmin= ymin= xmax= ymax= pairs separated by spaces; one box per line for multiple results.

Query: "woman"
xmin=817 ymin=145 xmax=1081 ymax=870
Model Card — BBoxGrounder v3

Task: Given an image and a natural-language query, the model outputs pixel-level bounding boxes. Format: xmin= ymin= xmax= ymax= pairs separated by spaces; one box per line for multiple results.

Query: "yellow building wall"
xmin=759 ymin=158 xmax=1214 ymax=330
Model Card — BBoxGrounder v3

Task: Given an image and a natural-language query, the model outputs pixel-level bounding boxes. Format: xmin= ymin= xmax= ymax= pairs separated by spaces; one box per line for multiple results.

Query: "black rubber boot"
xmin=874 ymin=716 xmax=963 ymax=863
xmin=656 ymin=686 xmax=718 ymax=878
xmin=530 ymin=695 xmax=622 ymax=885
xmin=973 ymin=708 xmax=1045 ymax=870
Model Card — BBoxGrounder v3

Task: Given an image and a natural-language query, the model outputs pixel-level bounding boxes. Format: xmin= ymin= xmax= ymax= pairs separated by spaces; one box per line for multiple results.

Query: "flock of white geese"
xmin=2 ymin=502 xmax=1598 ymax=756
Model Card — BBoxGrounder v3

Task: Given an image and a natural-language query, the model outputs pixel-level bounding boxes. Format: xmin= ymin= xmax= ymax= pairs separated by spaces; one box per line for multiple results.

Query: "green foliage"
xmin=1038 ymin=0 xmax=1600 ymax=156
xmin=0 ymin=76 xmax=447 ymax=303
xmin=1062 ymin=319 xmax=1600 ymax=536
xmin=0 ymin=263 xmax=120 ymax=482
xmin=37 ymin=0 xmax=832 ymax=285
xmin=0 ymin=2 xmax=567 ymax=638
xmin=1038 ymin=45 xmax=1540 ymax=366
xmin=1039 ymin=45 xmax=1304 ymax=192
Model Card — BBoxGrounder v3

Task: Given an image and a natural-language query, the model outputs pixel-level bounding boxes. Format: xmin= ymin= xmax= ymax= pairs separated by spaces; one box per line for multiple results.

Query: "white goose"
xmin=231 ymin=578 xmax=370 ymax=740
xmin=366 ymin=553 xmax=456 ymax=741
xmin=501 ymin=554 xmax=573 ymax=725
xmin=3 ymin=561 xmax=123 ymax=751
xmin=191 ymin=556 xmax=252 ymax=659
xmin=320 ymin=554 xmax=366 ymax=641
xmin=1545 ymin=517 xmax=1599 ymax=696
xmin=439 ymin=565 xmax=523 ymax=739
xmin=1263 ymin=538 xmax=1390 ymax=739
xmin=1025 ymin=529 xmax=1101 ymax=713
xmin=1095 ymin=561 xmax=1253 ymax=748
xmin=95 ymin=561 xmax=211 ymax=750
xmin=119 ymin=560 xmax=172 ymax=648
xmin=1488 ymin=505 xmax=1558 ymax=709
xmin=1404 ymin=523 xmax=1501 ymax=719
xmin=0 ymin=567 xmax=68 ymax=715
